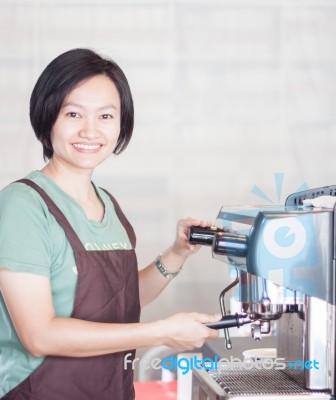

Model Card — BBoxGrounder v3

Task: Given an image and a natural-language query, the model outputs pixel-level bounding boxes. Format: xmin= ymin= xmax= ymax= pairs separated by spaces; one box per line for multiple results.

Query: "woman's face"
xmin=50 ymin=74 xmax=121 ymax=173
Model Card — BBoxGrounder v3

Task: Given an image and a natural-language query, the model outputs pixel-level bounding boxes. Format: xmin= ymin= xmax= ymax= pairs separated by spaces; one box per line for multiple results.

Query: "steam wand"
xmin=219 ymin=267 xmax=240 ymax=349
xmin=188 ymin=227 xmax=248 ymax=348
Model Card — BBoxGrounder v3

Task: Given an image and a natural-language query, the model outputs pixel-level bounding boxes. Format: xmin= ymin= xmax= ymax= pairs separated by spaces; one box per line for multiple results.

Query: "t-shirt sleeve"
xmin=0 ymin=184 xmax=51 ymax=277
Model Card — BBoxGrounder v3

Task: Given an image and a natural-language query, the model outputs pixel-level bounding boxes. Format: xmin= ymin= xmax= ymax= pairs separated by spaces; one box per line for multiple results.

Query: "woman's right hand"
xmin=0 ymin=268 xmax=222 ymax=356
xmin=155 ymin=312 xmax=222 ymax=351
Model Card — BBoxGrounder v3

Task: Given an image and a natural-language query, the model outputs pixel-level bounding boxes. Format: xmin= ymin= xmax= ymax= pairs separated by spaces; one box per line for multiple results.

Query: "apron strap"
xmin=101 ymin=188 xmax=136 ymax=249
xmin=16 ymin=179 xmax=136 ymax=250
xmin=15 ymin=179 xmax=86 ymax=252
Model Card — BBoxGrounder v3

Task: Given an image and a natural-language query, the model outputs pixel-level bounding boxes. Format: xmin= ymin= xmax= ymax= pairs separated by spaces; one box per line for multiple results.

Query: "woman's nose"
xmin=78 ymin=118 xmax=100 ymax=139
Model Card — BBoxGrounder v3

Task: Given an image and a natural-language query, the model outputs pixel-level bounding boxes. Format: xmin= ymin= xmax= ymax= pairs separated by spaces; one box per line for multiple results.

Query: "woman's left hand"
xmin=139 ymin=217 xmax=213 ymax=307
xmin=171 ymin=217 xmax=212 ymax=258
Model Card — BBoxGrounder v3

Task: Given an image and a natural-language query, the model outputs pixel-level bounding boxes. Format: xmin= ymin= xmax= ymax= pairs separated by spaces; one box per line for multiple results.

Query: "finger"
xmin=191 ymin=219 xmax=212 ymax=227
xmin=207 ymin=327 xmax=220 ymax=339
xmin=180 ymin=218 xmax=212 ymax=228
xmin=192 ymin=312 xmax=223 ymax=324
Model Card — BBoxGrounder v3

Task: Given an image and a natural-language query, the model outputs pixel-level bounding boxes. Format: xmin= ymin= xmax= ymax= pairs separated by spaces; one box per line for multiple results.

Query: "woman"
xmin=0 ymin=48 xmax=220 ymax=399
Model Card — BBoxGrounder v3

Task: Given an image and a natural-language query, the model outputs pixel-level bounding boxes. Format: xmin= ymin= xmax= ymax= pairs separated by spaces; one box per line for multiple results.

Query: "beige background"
xmin=0 ymin=0 xmax=335 ymax=326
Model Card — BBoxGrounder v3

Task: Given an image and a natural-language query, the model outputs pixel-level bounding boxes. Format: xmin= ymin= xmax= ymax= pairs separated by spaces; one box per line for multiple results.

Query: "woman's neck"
xmin=41 ymin=159 xmax=105 ymax=222
xmin=40 ymin=160 xmax=95 ymax=203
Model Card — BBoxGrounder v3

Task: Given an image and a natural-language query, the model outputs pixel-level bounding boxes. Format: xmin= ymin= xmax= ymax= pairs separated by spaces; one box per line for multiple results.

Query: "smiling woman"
xmin=45 ymin=75 xmax=121 ymax=175
xmin=0 ymin=48 xmax=220 ymax=400
xmin=29 ymin=49 xmax=134 ymax=161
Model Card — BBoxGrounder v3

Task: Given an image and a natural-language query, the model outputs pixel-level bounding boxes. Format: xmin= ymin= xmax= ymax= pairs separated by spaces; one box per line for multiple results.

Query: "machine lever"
xmin=206 ymin=314 xmax=253 ymax=330
xmin=219 ymin=268 xmax=239 ymax=350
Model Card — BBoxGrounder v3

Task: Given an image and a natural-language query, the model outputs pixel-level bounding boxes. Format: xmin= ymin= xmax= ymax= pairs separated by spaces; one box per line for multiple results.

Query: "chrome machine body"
xmin=191 ymin=186 xmax=336 ymax=399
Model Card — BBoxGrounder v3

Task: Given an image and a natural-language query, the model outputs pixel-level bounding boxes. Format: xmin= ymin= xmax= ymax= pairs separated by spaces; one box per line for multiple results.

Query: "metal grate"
xmin=208 ymin=364 xmax=324 ymax=396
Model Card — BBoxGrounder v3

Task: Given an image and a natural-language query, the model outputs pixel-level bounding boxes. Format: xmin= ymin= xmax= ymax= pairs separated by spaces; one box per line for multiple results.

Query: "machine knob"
xmin=212 ymin=232 xmax=248 ymax=258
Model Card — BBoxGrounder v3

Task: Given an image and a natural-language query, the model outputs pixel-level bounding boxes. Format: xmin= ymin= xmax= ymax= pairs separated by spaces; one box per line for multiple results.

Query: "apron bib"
xmin=2 ymin=179 xmax=140 ymax=400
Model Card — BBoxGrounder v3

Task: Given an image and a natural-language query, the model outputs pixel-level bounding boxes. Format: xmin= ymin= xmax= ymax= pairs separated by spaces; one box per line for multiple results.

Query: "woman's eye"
xmin=66 ymin=112 xmax=80 ymax=118
xmin=100 ymin=114 xmax=113 ymax=120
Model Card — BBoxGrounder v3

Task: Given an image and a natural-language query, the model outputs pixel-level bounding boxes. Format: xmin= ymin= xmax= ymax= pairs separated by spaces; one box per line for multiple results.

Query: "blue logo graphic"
xmin=251 ymin=172 xmax=308 ymax=204
xmin=275 ymin=226 xmax=296 ymax=247
xmin=262 ymin=216 xmax=307 ymax=259
xmin=230 ymin=173 xmax=320 ymax=299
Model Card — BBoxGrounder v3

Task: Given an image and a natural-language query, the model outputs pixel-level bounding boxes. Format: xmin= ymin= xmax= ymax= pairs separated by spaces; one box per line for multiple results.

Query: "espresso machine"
xmin=190 ymin=185 xmax=336 ymax=400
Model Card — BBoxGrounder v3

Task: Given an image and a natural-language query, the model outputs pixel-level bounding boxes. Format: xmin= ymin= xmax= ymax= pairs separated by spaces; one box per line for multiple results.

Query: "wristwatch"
xmin=154 ymin=255 xmax=183 ymax=280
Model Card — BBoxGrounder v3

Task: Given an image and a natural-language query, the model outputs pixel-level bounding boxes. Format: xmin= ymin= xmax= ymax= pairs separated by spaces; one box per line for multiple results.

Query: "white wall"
xmin=0 ymin=0 xmax=336 ymax=322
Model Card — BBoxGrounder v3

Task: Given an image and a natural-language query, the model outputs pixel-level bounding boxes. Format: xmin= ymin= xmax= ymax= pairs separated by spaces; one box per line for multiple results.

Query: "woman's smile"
xmin=72 ymin=143 xmax=103 ymax=152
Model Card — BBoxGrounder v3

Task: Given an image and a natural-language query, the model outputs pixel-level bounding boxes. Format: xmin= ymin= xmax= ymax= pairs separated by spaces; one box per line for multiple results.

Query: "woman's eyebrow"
xmin=99 ymin=104 xmax=117 ymax=111
xmin=62 ymin=102 xmax=117 ymax=110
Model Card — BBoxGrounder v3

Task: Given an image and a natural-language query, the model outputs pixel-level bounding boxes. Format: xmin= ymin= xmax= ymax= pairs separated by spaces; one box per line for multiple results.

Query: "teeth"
xmin=73 ymin=143 xmax=101 ymax=150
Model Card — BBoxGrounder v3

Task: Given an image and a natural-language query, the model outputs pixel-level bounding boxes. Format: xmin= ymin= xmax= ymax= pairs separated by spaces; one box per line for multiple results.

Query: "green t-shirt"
xmin=0 ymin=171 xmax=133 ymax=396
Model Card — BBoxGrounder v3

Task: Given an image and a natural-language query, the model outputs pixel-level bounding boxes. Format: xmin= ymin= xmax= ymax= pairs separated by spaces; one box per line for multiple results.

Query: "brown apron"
xmin=2 ymin=179 xmax=141 ymax=400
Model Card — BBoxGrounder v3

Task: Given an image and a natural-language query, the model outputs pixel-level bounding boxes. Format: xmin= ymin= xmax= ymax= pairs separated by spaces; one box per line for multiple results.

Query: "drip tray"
xmin=192 ymin=364 xmax=332 ymax=400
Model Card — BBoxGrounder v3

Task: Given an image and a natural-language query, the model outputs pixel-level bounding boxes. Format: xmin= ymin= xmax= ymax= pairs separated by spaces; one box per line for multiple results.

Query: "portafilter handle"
xmin=189 ymin=226 xmax=224 ymax=246
xmin=206 ymin=314 xmax=253 ymax=330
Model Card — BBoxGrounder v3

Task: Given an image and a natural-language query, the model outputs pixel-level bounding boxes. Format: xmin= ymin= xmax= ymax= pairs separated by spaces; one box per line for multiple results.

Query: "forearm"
xmin=27 ymin=311 xmax=220 ymax=358
xmin=139 ymin=217 xmax=212 ymax=307
xmin=27 ymin=317 xmax=163 ymax=358
xmin=138 ymin=246 xmax=186 ymax=307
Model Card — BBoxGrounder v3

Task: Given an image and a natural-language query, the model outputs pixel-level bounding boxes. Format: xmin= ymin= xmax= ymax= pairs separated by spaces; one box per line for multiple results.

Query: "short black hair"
xmin=30 ymin=48 xmax=134 ymax=160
